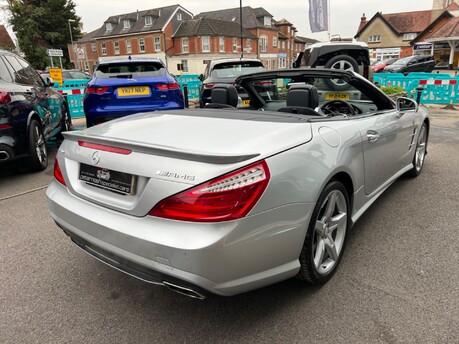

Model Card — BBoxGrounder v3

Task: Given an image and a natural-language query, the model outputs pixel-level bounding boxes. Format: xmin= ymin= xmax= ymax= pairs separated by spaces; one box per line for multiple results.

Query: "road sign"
xmin=48 ymin=68 xmax=63 ymax=87
xmin=47 ymin=49 xmax=63 ymax=57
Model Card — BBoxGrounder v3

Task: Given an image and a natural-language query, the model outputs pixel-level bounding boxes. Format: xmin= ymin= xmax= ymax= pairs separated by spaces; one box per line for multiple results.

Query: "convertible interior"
xmin=204 ymin=70 xmax=395 ymax=118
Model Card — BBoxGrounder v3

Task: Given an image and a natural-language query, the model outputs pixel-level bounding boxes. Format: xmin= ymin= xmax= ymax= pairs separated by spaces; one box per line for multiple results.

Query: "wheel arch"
xmin=329 ymin=171 xmax=354 ymax=222
xmin=26 ymin=111 xmax=43 ymax=142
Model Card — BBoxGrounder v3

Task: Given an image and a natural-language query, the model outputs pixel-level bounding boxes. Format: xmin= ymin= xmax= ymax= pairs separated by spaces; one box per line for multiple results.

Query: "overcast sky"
xmin=72 ymin=0 xmax=433 ymax=40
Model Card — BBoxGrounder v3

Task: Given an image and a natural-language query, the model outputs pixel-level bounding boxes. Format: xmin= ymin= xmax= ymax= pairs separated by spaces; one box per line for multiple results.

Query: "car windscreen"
xmin=210 ymin=62 xmax=264 ymax=78
xmin=95 ymin=62 xmax=165 ymax=79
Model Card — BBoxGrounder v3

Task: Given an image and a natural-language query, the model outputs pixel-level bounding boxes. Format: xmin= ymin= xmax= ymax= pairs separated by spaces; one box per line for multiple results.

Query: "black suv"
xmin=199 ymin=58 xmax=266 ymax=108
xmin=0 ymin=50 xmax=71 ymax=171
xmin=383 ymin=55 xmax=435 ymax=74
xmin=293 ymin=41 xmax=373 ymax=90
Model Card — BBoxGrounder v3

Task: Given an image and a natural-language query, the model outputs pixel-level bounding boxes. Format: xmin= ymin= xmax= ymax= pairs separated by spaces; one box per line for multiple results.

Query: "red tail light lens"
xmin=0 ymin=90 xmax=11 ymax=104
xmin=149 ymin=160 xmax=270 ymax=222
xmin=85 ymin=87 xmax=109 ymax=95
xmin=0 ymin=123 xmax=12 ymax=129
xmin=204 ymin=84 xmax=215 ymax=89
xmin=78 ymin=141 xmax=132 ymax=155
xmin=156 ymin=83 xmax=180 ymax=90
xmin=54 ymin=155 xmax=66 ymax=186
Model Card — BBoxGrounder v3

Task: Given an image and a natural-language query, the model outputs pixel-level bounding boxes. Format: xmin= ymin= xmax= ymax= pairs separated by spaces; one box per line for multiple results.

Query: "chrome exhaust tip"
xmin=0 ymin=150 xmax=10 ymax=161
xmin=163 ymin=281 xmax=206 ymax=300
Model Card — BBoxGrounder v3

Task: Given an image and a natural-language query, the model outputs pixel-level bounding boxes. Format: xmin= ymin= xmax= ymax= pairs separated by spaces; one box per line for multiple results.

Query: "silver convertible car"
xmin=47 ymin=69 xmax=429 ymax=299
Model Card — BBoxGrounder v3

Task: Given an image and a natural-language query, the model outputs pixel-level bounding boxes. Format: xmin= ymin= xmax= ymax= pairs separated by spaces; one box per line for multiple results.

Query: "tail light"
xmin=156 ymin=83 xmax=180 ymax=90
xmin=254 ymin=81 xmax=273 ymax=85
xmin=149 ymin=160 xmax=270 ymax=222
xmin=54 ymin=155 xmax=66 ymax=186
xmin=85 ymin=86 xmax=109 ymax=95
xmin=0 ymin=90 xmax=11 ymax=104
xmin=203 ymin=84 xmax=215 ymax=89
xmin=0 ymin=122 xmax=12 ymax=129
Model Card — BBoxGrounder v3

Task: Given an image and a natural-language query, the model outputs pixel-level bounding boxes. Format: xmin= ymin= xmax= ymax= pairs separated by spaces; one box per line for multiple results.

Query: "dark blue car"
xmin=83 ymin=57 xmax=184 ymax=127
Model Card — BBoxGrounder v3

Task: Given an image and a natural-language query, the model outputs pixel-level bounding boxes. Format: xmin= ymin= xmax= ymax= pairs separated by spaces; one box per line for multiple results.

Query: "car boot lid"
xmin=63 ymin=109 xmax=313 ymax=164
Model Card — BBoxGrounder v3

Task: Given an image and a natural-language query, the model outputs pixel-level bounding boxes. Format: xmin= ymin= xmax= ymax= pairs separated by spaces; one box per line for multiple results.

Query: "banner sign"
xmin=309 ymin=0 xmax=328 ymax=33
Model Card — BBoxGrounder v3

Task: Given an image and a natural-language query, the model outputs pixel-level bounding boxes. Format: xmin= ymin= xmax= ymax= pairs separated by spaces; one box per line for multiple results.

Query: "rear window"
xmin=211 ymin=62 xmax=264 ymax=78
xmin=95 ymin=62 xmax=165 ymax=79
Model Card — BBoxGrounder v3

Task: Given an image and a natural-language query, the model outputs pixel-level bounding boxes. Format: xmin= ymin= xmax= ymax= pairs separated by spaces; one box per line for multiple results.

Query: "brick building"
xmin=170 ymin=17 xmax=257 ymax=75
xmin=71 ymin=4 xmax=317 ymax=74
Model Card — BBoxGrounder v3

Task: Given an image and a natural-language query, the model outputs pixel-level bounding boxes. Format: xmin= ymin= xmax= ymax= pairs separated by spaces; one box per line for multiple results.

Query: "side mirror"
xmin=46 ymin=77 xmax=55 ymax=87
xmin=396 ymin=97 xmax=418 ymax=113
xmin=198 ymin=74 xmax=204 ymax=82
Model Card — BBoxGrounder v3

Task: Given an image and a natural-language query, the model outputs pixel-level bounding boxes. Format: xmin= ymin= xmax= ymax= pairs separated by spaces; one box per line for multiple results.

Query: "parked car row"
xmin=371 ymin=55 xmax=435 ymax=74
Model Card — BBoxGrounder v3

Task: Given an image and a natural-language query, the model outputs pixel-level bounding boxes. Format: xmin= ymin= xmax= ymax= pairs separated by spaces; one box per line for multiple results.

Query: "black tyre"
xmin=324 ymin=55 xmax=359 ymax=91
xmin=407 ymin=123 xmax=427 ymax=178
xmin=28 ymin=119 xmax=48 ymax=171
xmin=297 ymin=180 xmax=350 ymax=284
xmin=56 ymin=104 xmax=72 ymax=140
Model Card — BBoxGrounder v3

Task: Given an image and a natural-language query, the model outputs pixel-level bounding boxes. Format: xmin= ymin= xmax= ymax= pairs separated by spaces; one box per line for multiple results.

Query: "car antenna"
xmin=128 ymin=55 xmax=132 ymax=60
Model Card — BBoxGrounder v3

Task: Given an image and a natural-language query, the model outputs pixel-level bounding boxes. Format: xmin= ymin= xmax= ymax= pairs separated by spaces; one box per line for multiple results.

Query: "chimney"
xmin=137 ymin=10 xmax=139 ymax=21
xmin=357 ymin=13 xmax=367 ymax=33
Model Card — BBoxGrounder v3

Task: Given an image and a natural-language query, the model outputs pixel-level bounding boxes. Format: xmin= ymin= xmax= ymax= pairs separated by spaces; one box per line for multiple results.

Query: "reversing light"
xmin=148 ymin=160 xmax=270 ymax=222
xmin=78 ymin=141 xmax=132 ymax=155
xmin=53 ymin=155 xmax=66 ymax=186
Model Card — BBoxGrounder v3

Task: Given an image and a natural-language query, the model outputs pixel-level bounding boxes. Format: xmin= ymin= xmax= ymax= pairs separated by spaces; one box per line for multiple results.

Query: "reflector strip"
xmin=78 ymin=141 xmax=132 ymax=155
xmin=419 ymin=80 xmax=457 ymax=85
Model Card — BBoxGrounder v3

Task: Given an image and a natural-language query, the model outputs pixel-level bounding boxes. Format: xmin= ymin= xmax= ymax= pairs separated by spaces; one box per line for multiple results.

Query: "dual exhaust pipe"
xmin=163 ymin=281 xmax=206 ymax=300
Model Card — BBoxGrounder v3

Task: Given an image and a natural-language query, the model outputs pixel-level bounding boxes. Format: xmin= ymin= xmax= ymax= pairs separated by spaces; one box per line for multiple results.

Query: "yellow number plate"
xmin=325 ymin=93 xmax=349 ymax=101
xmin=118 ymin=86 xmax=150 ymax=97
xmin=241 ymin=99 xmax=250 ymax=107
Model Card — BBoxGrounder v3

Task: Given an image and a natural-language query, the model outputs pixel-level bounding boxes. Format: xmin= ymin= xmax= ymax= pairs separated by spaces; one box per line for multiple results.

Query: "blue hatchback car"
xmin=83 ymin=57 xmax=184 ymax=127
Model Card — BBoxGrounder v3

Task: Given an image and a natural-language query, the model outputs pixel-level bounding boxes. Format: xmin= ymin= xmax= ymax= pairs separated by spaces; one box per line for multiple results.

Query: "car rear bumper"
xmin=46 ymin=181 xmax=309 ymax=297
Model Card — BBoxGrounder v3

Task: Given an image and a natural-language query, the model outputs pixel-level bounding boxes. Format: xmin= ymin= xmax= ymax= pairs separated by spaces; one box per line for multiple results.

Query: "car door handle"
xmin=367 ymin=131 xmax=380 ymax=142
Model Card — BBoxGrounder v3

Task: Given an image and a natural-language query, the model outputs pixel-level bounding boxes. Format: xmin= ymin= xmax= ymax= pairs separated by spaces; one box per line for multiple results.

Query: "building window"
xmin=368 ymin=35 xmax=381 ymax=43
xmin=145 ymin=16 xmax=152 ymax=26
xmin=91 ymin=43 xmax=96 ymax=51
xmin=123 ymin=20 xmax=130 ymax=29
xmin=282 ymin=41 xmax=285 ymax=49
xmin=126 ymin=39 xmax=132 ymax=54
xmin=181 ymin=37 xmax=189 ymax=53
xmin=233 ymin=38 xmax=238 ymax=52
xmin=219 ymin=37 xmax=225 ymax=52
xmin=101 ymin=42 xmax=107 ymax=55
xmin=114 ymin=41 xmax=120 ymax=55
xmin=264 ymin=16 xmax=271 ymax=27
xmin=260 ymin=36 xmax=267 ymax=53
xmin=202 ymin=36 xmax=210 ymax=52
xmin=154 ymin=36 xmax=161 ymax=51
xmin=182 ymin=60 xmax=188 ymax=72
xmin=84 ymin=61 xmax=89 ymax=71
xmin=177 ymin=13 xmax=182 ymax=21
xmin=403 ymin=33 xmax=417 ymax=41
xmin=105 ymin=23 xmax=113 ymax=32
xmin=287 ymin=41 xmax=290 ymax=50
xmin=139 ymin=38 xmax=145 ymax=53
xmin=273 ymin=37 xmax=277 ymax=47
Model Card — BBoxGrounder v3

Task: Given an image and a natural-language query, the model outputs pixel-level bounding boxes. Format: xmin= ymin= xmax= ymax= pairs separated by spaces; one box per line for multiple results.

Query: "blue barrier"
xmin=53 ymin=79 xmax=89 ymax=118
xmin=178 ymin=74 xmax=202 ymax=99
xmin=374 ymin=73 xmax=459 ymax=105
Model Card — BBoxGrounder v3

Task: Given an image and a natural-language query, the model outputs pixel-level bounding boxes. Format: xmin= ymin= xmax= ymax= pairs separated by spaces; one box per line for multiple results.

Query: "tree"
xmin=5 ymin=0 xmax=81 ymax=69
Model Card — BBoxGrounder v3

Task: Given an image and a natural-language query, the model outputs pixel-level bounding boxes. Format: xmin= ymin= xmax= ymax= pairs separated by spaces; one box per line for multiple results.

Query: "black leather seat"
xmin=278 ymin=84 xmax=320 ymax=115
xmin=204 ymin=84 xmax=239 ymax=109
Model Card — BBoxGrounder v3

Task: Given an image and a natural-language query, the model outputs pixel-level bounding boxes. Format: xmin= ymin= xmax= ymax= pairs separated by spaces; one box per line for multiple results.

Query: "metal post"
xmin=240 ymin=0 xmax=243 ymax=59
xmin=416 ymin=85 xmax=424 ymax=104
xmin=68 ymin=19 xmax=77 ymax=69
xmin=183 ymin=84 xmax=189 ymax=108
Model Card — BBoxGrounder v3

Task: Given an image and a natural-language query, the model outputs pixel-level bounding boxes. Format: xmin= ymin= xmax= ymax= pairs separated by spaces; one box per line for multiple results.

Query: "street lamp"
xmin=68 ymin=19 xmax=77 ymax=69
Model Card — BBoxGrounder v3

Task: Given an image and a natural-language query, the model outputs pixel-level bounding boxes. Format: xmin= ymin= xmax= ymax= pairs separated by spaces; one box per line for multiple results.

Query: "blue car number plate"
xmin=79 ymin=163 xmax=136 ymax=195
